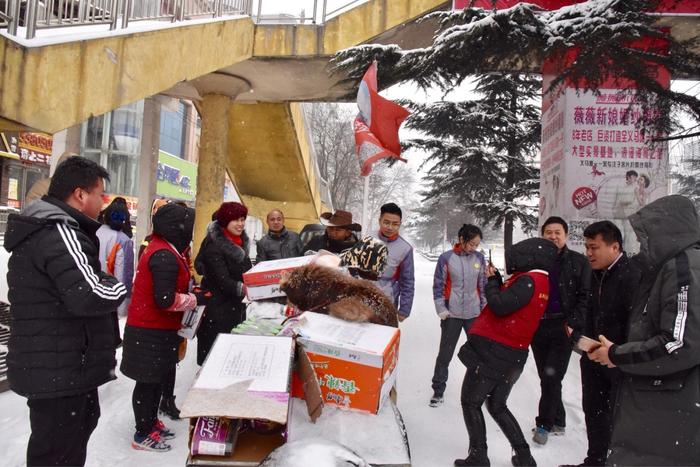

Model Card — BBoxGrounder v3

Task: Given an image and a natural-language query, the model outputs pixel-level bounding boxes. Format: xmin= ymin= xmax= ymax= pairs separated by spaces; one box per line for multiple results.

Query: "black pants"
xmin=133 ymin=380 xmax=165 ymax=436
xmin=580 ymin=358 xmax=621 ymax=466
xmin=531 ymin=317 xmax=572 ymax=430
xmin=431 ymin=317 xmax=475 ymax=396
xmin=460 ymin=365 xmax=528 ymax=452
xmin=161 ymin=366 xmax=176 ymax=399
xmin=27 ymin=389 xmax=100 ymax=466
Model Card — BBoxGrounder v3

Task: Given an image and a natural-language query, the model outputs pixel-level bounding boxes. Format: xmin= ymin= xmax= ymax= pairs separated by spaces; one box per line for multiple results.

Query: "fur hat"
xmin=216 ymin=202 xmax=248 ymax=227
xmin=340 ymin=236 xmax=388 ymax=279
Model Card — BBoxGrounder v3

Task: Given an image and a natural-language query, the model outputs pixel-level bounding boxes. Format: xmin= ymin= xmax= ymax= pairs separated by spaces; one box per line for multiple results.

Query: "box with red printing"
xmin=243 ymin=256 xmax=314 ymax=287
xmin=292 ymin=312 xmax=400 ymax=414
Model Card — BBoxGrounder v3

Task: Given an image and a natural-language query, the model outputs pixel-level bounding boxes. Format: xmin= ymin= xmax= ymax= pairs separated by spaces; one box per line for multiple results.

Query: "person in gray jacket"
xmin=430 ymin=224 xmax=488 ymax=407
xmin=587 ymin=195 xmax=700 ymax=466
xmin=376 ymin=203 xmax=415 ymax=322
xmin=256 ymin=209 xmax=303 ymax=263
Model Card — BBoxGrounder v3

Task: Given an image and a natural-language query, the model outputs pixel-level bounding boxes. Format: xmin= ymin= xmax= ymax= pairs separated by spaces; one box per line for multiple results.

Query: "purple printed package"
xmin=190 ymin=417 xmax=241 ymax=457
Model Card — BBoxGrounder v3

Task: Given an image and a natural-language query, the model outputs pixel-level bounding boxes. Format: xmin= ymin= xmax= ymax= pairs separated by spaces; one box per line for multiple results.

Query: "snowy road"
xmin=0 ymin=254 xmax=588 ymax=466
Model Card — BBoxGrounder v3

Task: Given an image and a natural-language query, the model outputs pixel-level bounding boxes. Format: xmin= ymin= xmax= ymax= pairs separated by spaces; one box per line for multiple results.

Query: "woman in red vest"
xmin=454 ymin=238 xmax=557 ymax=467
xmin=120 ymin=203 xmax=197 ymax=452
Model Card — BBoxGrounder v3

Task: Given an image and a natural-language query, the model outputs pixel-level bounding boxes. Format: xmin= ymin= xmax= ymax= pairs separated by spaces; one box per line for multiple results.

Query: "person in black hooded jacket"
xmin=195 ymin=202 xmax=252 ymax=365
xmin=4 ymin=156 xmax=127 ymax=466
xmin=120 ymin=203 xmax=197 ymax=452
xmin=587 ymin=195 xmax=700 ymax=467
xmin=456 ymin=238 xmax=557 ymax=467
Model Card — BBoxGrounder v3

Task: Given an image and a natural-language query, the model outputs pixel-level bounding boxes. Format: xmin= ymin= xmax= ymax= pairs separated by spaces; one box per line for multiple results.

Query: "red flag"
xmin=354 ymin=61 xmax=410 ymax=176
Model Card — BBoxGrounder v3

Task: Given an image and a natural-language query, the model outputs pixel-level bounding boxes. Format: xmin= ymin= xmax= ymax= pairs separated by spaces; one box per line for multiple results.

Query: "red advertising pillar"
xmin=539 ymin=42 xmax=670 ymax=253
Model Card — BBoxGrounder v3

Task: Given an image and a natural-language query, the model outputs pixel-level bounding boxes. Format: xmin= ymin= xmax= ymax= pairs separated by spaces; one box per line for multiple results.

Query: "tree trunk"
xmin=503 ymin=87 xmax=519 ymax=253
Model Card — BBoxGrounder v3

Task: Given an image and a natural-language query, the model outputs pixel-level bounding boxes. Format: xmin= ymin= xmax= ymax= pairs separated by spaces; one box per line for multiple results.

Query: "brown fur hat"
xmin=279 ymin=264 xmax=398 ymax=327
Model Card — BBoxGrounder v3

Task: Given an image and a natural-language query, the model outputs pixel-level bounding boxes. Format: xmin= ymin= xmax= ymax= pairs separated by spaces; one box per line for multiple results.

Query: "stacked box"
xmin=180 ymin=334 xmax=294 ymax=466
xmin=293 ymin=312 xmax=400 ymax=414
xmin=243 ymin=256 xmax=314 ymax=301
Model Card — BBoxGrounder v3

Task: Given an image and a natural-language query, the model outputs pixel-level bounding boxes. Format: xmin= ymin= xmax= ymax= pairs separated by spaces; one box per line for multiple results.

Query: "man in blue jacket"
xmin=376 ymin=203 xmax=415 ymax=322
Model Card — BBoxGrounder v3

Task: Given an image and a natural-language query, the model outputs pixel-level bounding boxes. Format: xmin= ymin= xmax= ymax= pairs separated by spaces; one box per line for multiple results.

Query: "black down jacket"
xmin=120 ymin=203 xmax=195 ymax=383
xmin=194 ymin=222 xmax=252 ymax=365
xmin=256 ymin=227 xmax=303 ymax=263
xmin=4 ymin=197 xmax=127 ymax=399
xmin=607 ymin=195 xmax=700 ymax=466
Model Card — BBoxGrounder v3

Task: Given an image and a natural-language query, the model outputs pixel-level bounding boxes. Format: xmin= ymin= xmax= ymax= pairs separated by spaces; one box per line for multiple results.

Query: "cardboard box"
xmin=245 ymin=283 xmax=286 ymax=301
xmin=293 ymin=312 xmax=400 ymax=414
xmin=180 ymin=334 xmax=294 ymax=466
xmin=243 ymin=256 xmax=313 ymax=287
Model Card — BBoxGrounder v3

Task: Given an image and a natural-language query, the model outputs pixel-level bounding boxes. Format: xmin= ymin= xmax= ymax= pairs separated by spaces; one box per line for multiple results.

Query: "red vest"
xmin=468 ymin=270 xmax=550 ymax=350
xmin=127 ymin=234 xmax=190 ymax=330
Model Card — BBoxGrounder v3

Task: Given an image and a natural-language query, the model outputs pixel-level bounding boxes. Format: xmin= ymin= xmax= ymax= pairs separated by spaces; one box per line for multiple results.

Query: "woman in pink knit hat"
xmin=194 ymin=202 xmax=252 ymax=364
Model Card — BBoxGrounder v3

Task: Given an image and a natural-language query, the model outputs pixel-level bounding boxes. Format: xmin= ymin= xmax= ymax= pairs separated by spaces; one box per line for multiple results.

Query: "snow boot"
xmin=132 ymin=430 xmax=172 ymax=452
xmin=532 ymin=426 xmax=549 ymax=445
xmin=511 ymin=446 xmax=536 ymax=467
xmin=159 ymin=395 xmax=181 ymax=420
xmin=551 ymin=425 xmax=565 ymax=435
xmin=154 ymin=419 xmax=176 ymax=441
xmin=454 ymin=447 xmax=490 ymax=466
xmin=429 ymin=393 xmax=444 ymax=407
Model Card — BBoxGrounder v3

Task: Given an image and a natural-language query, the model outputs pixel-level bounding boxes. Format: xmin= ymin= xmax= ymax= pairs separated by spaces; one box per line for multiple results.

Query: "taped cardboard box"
xmin=181 ymin=334 xmax=292 ymax=466
xmin=181 ymin=333 xmax=323 ymax=466
xmin=243 ymin=256 xmax=313 ymax=288
xmin=292 ymin=312 xmax=400 ymax=414
xmin=245 ymin=283 xmax=286 ymax=301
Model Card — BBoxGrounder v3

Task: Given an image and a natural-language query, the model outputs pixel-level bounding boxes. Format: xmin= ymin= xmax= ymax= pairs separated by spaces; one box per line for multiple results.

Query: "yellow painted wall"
xmin=0 ymin=17 xmax=254 ymax=133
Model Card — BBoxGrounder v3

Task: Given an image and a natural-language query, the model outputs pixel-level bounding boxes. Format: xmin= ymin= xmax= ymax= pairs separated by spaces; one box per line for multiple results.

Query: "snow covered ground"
xmin=0 ymin=254 xmax=587 ymax=466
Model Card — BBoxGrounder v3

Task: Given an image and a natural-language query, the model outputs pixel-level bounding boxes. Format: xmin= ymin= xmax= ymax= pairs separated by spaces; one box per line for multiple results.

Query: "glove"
xmin=438 ymin=311 xmax=450 ymax=320
xmin=236 ymin=282 xmax=247 ymax=298
xmin=193 ymin=288 xmax=212 ymax=306
xmin=167 ymin=293 xmax=197 ymax=312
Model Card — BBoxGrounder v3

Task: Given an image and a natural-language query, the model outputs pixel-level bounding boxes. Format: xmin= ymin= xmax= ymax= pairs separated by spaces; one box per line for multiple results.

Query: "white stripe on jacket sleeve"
xmin=57 ymin=223 xmax=127 ymax=300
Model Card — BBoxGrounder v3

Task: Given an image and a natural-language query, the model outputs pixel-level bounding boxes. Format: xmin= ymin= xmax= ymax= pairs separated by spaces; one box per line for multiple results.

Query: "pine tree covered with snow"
xmin=330 ymin=0 xmax=700 ymax=135
xmin=405 ymin=73 xmax=541 ymax=250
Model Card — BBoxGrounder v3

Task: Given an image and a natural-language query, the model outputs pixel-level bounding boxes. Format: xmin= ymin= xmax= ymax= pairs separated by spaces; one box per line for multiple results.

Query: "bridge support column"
xmin=193 ymin=93 xmax=232 ymax=257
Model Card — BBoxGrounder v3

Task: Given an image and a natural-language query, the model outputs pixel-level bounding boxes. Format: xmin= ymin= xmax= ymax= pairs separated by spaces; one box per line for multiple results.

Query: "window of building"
xmin=159 ymin=100 xmax=186 ymax=158
xmin=81 ymin=101 xmax=144 ymax=197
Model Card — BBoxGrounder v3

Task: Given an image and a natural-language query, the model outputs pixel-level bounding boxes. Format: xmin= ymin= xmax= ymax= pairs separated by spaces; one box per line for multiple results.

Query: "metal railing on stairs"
xmin=0 ymin=0 xmax=368 ymax=39
xmin=0 ymin=0 xmax=253 ymax=39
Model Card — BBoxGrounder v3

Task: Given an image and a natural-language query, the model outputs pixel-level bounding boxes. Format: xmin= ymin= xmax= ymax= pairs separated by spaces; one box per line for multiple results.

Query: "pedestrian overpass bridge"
xmin=0 ymin=0 xmax=452 ymax=240
xmin=0 ymin=0 xmax=696 ymax=240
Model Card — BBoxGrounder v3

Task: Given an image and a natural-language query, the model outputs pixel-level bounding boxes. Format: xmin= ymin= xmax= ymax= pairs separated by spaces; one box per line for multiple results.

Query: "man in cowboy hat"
xmin=302 ymin=210 xmax=361 ymax=255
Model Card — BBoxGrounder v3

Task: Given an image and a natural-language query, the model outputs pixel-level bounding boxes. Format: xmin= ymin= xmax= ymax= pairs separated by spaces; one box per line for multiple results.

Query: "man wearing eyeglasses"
xmin=376 ymin=203 xmax=415 ymax=323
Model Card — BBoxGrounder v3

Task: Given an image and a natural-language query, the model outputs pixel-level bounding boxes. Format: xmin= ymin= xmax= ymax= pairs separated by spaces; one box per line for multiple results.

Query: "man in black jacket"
xmin=589 ymin=195 xmax=700 ymax=466
xmin=4 ymin=156 xmax=127 ymax=466
xmin=256 ymin=209 xmax=303 ymax=262
xmin=532 ymin=217 xmax=591 ymax=445
xmin=302 ymin=210 xmax=360 ymax=255
xmin=560 ymin=221 xmax=640 ymax=467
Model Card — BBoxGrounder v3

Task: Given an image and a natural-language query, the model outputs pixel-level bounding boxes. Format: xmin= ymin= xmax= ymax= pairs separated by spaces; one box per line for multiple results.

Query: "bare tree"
xmin=306 ymin=103 xmax=418 ymax=232
xmin=305 ymin=103 xmax=362 ymax=210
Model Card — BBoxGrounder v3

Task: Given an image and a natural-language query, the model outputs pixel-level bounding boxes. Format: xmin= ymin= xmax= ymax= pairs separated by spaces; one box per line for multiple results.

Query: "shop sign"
xmin=0 ymin=132 xmax=52 ymax=165
xmin=156 ymin=150 xmax=197 ymax=201
xmin=102 ymin=193 xmax=139 ymax=218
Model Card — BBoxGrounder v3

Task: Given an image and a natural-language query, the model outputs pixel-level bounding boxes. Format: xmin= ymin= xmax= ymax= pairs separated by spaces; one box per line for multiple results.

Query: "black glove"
xmin=193 ymin=287 xmax=212 ymax=306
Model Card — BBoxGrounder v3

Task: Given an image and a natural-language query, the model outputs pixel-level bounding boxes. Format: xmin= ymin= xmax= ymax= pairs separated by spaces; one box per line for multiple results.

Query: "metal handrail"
xmin=0 ymin=0 xmax=364 ymax=40
xmin=253 ymin=0 xmax=367 ymax=24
